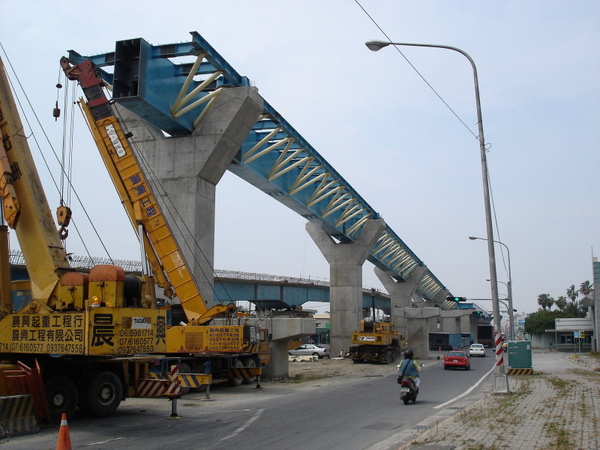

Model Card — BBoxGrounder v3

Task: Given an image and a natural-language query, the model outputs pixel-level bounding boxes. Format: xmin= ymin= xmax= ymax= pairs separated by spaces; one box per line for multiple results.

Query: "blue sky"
xmin=1 ymin=1 xmax=598 ymax=314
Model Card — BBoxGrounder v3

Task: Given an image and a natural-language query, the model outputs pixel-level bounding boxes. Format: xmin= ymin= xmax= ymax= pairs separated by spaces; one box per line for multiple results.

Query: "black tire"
xmin=230 ymin=359 xmax=244 ymax=386
xmin=83 ymin=371 xmax=123 ymax=417
xmin=466 ymin=365 xmax=471 ymax=370
xmin=403 ymin=397 xmax=409 ymax=405
xmin=242 ymin=358 xmax=257 ymax=385
xmin=178 ymin=363 xmax=192 ymax=395
xmin=444 ymin=365 xmax=448 ymax=370
xmin=45 ymin=376 xmax=79 ymax=423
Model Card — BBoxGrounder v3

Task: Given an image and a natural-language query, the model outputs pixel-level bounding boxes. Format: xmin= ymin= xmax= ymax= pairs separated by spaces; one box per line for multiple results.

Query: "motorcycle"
xmin=398 ymin=377 xmax=418 ymax=405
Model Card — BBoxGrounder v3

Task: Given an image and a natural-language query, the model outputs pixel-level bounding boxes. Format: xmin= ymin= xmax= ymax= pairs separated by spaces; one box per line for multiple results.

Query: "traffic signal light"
xmin=446 ymin=296 xmax=467 ymax=302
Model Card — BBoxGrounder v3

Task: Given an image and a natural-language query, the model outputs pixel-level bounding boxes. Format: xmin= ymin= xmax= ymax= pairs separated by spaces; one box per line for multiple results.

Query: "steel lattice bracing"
xmin=66 ymin=31 xmax=450 ymax=303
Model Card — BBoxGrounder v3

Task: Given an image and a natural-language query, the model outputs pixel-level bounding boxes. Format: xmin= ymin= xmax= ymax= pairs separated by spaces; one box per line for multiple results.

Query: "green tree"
xmin=524 ymin=309 xmax=568 ymax=334
xmin=566 ymin=284 xmax=578 ymax=302
xmin=579 ymin=280 xmax=593 ymax=296
xmin=537 ymin=293 xmax=554 ymax=310
xmin=554 ymin=296 xmax=567 ymax=311
xmin=564 ymin=300 xmax=588 ymax=318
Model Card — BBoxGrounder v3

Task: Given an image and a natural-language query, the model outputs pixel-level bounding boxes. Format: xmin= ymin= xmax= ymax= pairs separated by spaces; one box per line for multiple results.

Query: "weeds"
xmin=545 ymin=376 xmax=569 ymax=389
xmin=283 ymin=372 xmax=330 ymax=383
xmin=545 ymin=421 xmax=572 ymax=449
xmin=588 ymin=351 xmax=600 ymax=361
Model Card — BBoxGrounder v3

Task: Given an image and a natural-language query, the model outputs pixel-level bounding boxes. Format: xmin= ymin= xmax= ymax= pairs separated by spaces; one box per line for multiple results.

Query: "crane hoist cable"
xmin=55 ymin=68 xmax=74 ymax=240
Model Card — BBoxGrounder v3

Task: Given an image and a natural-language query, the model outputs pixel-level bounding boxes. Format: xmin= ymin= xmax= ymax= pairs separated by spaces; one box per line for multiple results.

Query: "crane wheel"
xmin=178 ymin=363 xmax=192 ymax=395
xmin=230 ymin=359 xmax=244 ymax=386
xmin=242 ymin=358 xmax=257 ymax=385
xmin=45 ymin=375 xmax=79 ymax=423
xmin=82 ymin=371 xmax=123 ymax=417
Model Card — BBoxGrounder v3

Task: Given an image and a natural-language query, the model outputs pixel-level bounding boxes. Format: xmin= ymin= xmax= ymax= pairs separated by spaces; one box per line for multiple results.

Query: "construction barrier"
xmin=0 ymin=394 xmax=39 ymax=437
xmin=1 ymin=360 xmax=50 ymax=424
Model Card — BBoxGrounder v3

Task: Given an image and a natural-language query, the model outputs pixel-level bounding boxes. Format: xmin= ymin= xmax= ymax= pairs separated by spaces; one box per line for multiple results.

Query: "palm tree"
xmin=555 ymin=296 xmax=567 ymax=311
xmin=566 ymin=284 xmax=578 ymax=302
xmin=579 ymin=280 xmax=593 ymax=296
xmin=565 ymin=300 xmax=588 ymax=318
xmin=537 ymin=293 xmax=554 ymax=310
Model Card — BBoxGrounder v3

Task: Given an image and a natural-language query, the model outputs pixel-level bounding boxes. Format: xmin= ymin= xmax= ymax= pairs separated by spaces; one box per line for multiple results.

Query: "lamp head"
xmin=365 ymin=41 xmax=390 ymax=52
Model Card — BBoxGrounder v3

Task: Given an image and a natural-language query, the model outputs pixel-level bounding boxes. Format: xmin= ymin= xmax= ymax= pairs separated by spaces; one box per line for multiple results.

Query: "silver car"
xmin=469 ymin=343 xmax=486 ymax=357
xmin=289 ymin=343 xmax=331 ymax=359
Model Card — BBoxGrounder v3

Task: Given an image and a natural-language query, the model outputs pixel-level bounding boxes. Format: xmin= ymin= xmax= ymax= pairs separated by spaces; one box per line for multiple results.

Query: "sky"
xmin=1 ymin=1 xmax=598 ymax=315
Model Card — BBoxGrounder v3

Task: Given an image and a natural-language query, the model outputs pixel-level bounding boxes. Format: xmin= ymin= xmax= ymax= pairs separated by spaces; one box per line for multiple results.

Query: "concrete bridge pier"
xmin=115 ymin=86 xmax=264 ymax=304
xmin=375 ymin=265 xmax=428 ymax=310
xmin=307 ymin=219 xmax=386 ymax=357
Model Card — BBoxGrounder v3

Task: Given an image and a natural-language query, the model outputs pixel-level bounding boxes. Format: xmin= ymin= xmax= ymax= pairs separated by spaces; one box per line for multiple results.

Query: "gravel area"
xmin=287 ymin=356 xmax=403 ymax=382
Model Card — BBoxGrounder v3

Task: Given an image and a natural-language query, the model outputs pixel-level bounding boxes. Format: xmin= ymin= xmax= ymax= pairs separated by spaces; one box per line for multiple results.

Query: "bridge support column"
xmin=115 ymin=87 xmax=263 ymax=304
xmin=270 ymin=340 xmax=290 ymax=379
xmin=307 ymin=219 xmax=386 ymax=357
xmin=375 ymin=265 xmax=428 ymax=310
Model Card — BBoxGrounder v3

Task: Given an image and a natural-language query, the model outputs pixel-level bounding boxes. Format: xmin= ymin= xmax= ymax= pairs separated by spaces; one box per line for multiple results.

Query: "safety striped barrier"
xmin=494 ymin=332 xmax=504 ymax=367
xmin=229 ymin=366 xmax=262 ymax=380
xmin=0 ymin=395 xmax=38 ymax=437
xmin=136 ymin=379 xmax=169 ymax=398
xmin=147 ymin=372 xmax=212 ymax=388
xmin=137 ymin=366 xmax=186 ymax=398
xmin=507 ymin=368 xmax=533 ymax=375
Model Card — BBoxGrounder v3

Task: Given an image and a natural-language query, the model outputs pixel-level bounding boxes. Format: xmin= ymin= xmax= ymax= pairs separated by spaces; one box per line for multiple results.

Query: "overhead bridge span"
xmin=64 ymin=32 xmax=458 ymax=354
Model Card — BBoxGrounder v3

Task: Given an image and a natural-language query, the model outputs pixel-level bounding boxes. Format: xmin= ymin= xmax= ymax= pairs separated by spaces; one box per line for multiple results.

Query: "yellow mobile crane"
xmin=349 ymin=320 xmax=402 ymax=364
xmin=0 ymin=56 xmax=168 ymax=422
xmin=60 ymin=57 xmax=266 ymax=387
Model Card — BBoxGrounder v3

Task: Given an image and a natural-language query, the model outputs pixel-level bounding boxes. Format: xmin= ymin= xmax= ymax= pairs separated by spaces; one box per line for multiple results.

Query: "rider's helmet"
xmin=404 ymin=349 xmax=414 ymax=359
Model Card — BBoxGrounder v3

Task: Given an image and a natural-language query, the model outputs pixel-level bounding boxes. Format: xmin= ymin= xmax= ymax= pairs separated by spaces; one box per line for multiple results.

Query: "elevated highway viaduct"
xmin=64 ymin=32 xmax=461 ymax=357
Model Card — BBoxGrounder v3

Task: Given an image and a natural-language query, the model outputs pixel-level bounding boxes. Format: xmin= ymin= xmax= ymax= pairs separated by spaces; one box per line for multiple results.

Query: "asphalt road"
xmin=2 ymin=350 xmax=496 ymax=450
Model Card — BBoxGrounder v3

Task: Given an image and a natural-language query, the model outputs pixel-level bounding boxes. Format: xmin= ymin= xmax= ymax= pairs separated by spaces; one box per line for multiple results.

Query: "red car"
xmin=444 ymin=350 xmax=471 ymax=370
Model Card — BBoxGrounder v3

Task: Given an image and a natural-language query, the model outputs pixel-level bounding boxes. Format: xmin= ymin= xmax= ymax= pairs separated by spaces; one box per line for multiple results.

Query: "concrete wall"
xmin=395 ymin=307 xmax=474 ymax=359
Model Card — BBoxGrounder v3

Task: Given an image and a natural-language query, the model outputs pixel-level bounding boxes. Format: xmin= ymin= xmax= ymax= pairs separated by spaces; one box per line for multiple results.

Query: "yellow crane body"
xmin=349 ymin=320 xmax=403 ymax=364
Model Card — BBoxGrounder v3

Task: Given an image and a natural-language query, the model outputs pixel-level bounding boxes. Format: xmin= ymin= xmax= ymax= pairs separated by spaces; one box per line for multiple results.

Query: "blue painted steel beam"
xmin=214 ymin=278 xmax=393 ymax=314
xmin=67 ymin=31 xmax=450 ymax=302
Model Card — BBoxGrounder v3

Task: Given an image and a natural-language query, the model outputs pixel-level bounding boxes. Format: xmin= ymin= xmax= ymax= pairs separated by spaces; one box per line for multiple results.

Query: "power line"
xmin=355 ymin=0 xmax=479 ymax=140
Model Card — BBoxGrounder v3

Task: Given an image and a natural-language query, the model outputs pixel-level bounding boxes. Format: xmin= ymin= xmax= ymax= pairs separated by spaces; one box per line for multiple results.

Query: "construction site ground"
xmin=287 ymin=356 xmax=399 ymax=382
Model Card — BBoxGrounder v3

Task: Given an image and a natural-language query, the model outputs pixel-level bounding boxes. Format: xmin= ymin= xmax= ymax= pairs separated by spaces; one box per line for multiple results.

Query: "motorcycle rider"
xmin=397 ymin=349 xmax=421 ymax=390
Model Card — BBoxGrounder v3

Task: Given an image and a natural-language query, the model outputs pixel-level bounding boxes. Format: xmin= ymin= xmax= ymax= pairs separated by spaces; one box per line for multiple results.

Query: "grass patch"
xmin=282 ymin=372 xmax=332 ymax=383
xmin=545 ymin=421 xmax=572 ymax=449
xmin=588 ymin=351 xmax=600 ymax=361
xmin=545 ymin=376 xmax=568 ymax=389
xmin=571 ymin=368 xmax=600 ymax=384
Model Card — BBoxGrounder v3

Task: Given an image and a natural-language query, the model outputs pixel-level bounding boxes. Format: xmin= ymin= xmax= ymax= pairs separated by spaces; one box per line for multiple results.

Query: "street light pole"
xmin=473 ymin=237 xmax=515 ymax=340
xmin=366 ymin=40 xmax=508 ymax=393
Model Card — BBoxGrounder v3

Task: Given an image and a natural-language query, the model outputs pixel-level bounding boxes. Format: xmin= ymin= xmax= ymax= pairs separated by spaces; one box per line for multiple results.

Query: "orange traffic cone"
xmin=56 ymin=413 xmax=72 ymax=450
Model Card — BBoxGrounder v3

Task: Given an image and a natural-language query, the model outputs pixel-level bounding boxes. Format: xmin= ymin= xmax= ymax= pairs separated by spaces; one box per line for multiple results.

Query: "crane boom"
xmin=60 ymin=57 xmax=228 ymax=325
xmin=0 ymin=56 xmax=70 ymax=308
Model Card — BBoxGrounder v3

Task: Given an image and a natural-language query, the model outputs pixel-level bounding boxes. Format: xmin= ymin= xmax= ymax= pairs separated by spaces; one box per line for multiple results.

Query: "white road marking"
xmin=86 ymin=437 xmax=125 ymax=446
xmin=433 ymin=364 xmax=496 ymax=409
xmin=219 ymin=408 xmax=265 ymax=441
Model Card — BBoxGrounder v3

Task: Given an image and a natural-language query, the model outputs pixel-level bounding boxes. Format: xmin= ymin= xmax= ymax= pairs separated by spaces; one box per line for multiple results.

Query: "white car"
xmin=289 ymin=343 xmax=331 ymax=359
xmin=469 ymin=343 xmax=486 ymax=357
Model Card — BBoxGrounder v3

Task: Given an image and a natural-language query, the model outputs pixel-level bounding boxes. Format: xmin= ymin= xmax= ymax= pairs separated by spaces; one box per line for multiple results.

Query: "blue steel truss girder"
xmin=68 ymin=31 xmax=449 ymax=303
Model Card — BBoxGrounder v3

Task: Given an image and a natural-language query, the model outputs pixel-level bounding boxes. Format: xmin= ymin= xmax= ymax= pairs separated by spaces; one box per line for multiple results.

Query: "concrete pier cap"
xmin=306 ymin=218 xmax=386 ymax=356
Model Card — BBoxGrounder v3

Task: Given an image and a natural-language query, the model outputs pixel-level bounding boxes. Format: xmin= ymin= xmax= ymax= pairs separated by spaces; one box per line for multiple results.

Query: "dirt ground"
xmin=287 ymin=356 xmax=401 ymax=382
